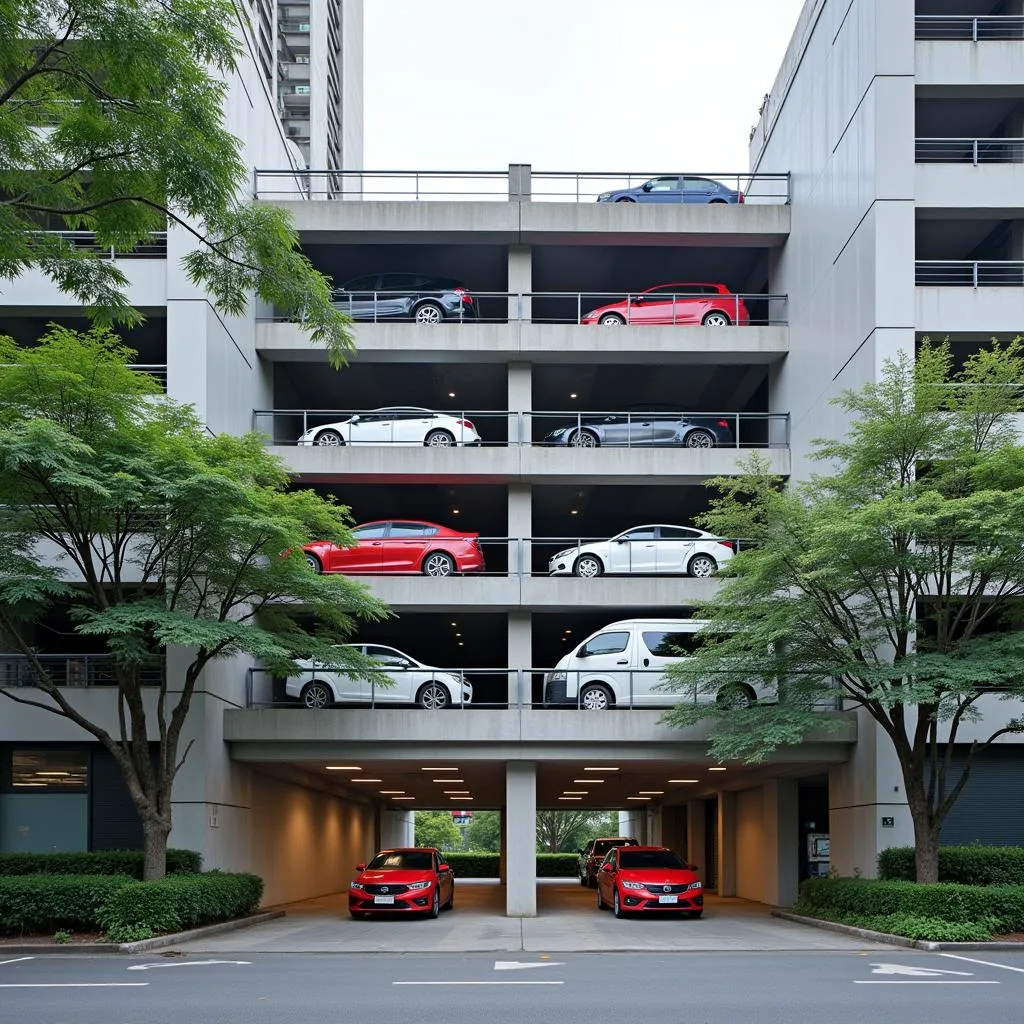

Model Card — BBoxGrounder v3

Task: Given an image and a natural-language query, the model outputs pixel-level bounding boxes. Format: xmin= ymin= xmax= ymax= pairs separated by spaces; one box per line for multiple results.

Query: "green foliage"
xmin=414 ymin=811 xmax=462 ymax=851
xmin=797 ymin=906 xmax=994 ymax=942
xmin=0 ymin=875 xmax=132 ymax=934
xmin=52 ymin=929 xmax=72 ymax=943
xmin=0 ymin=849 xmax=201 ymax=877
xmin=797 ymin=877 xmax=1024 ymax=935
xmin=465 ymin=810 xmax=501 ymax=852
xmin=536 ymin=854 xmax=580 ymax=878
xmin=0 ymin=0 xmax=353 ymax=364
xmin=661 ymin=340 xmax=1024 ymax=878
xmin=536 ymin=810 xmax=613 ymax=853
xmin=879 ymin=846 xmax=1024 ymax=886
xmin=97 ymin=872 xmax=264 ymax=942
xmin=442 ymin=853 xmax=500 ymax=877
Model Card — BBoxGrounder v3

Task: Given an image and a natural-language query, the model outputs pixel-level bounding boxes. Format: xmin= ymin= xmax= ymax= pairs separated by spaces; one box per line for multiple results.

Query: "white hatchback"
xmin=548 ymin=524 xmax=735 ymax=578
xmin=296 ymin=407 xmax=481 ymax=448
xmin=285 ymin=644 xmax=472 ymax=709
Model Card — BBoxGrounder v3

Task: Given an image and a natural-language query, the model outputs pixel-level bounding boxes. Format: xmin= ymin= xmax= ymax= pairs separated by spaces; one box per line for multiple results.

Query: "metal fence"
xmin=38 ymin=230 xmax=168 ymax=259
xmin=915 ymin=15 xmax=1024 ymax=40
xmin=915 ymin=138 xmax=1024 ymax=164
xmin=253 ymin=409 xmax=790 ymax=449
xmin=0 ymin=653 xmax=164 ymax=688
xmin=253 ymin=168 xmax=792 ymax=204
xmin=916 ymin=261 xmax=1024 ymax=287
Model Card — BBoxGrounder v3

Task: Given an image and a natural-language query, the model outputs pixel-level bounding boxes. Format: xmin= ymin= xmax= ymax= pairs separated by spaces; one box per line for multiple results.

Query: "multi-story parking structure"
xmin=2 ymin=0 xmax=1023 ymax=915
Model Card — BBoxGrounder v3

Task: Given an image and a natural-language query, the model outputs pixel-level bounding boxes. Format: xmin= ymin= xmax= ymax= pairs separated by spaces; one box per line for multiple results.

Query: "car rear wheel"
xmin=687 ymin=553 xmax=717 ymax=578
xmin=315 ymin=429 xmax=345 ymax=446
xmin=701 ymin=311 xmax=731 ymax=326
xmin=424 ymin=429 xmax=455 ymax=448
xmin=414 ymin=302 xmax=445 ymax=324
xmin=579 ymin=683 xmax=613 ymax=711
xmin=416 ymin=681 xmax=451 ymax=710
xmin=614 ymin=197 xmax=636 ymax=203
xmin=685 ymin=428 xmax=716 ymax=448
xmin=569 ymin=429 xmax=599 ymax=448
xmin=423 ymin=551 xmax=456 ymax=577
xmin=305 ymin=553 xmax=323 ymax=574
xmin=613 ymin=889 xmax=626 ymax=918
xmin=599 ymin=312 xmax=625 ymax=325
xmin=709 ymin=199 xmax=727 ymax=204
xmin=301 ymin=681 xmax=333 ymax=709
xmin=579 ymin=870 xmax=589 ymax=887
xmin=428 ymin=888 xmax=440 ymax=918
xmin=573 ymin=555 xmax=604 ymax=578
xmin=444 ymin=886 xmax=454 ymax=911
xmin=716 ymin=684 xmax=757 ymax=709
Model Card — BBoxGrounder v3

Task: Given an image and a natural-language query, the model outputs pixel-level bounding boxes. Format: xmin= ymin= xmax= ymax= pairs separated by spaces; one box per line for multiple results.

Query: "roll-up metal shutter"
xmin=939 ymin=746 xmax=1024 ymax=846
xmin=89 ymin=748 xmax=144 ymax=850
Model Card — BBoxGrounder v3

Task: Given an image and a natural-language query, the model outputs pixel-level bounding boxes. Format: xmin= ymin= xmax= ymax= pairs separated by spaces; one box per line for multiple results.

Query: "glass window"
xmin=353 ymin=524 xmax=388 ymax=539
xmin=641 ymin=631 xmax=703 ymax=657
xmin=341 ymin=275 xmax=380 ymax=292
xmin=388 ymin=523 xmax=437 ymax=537
xmin=592 ymin=838 xmax=637 ymax=857
xmin=11 ymin=749 xmax=88 ymax=790
xmin=619 ymin=849 xmax=686 ymax=870
xmin=620 ymin=528 xmax=657 ymax=541
xmin=658 ymin=527 xmax=702 ymax=541
xmin=380 ymin=274 xmax=422 ymax=291
xmin=367 ymin=850 xmax=434 ymax=871
xmin=647 ymin=176 xmax=679 ymax=191
xmin=579 ymin=631 xmax=630 ymax=657
xmin=683 ymin=177 xmax=716 ymax=191
xmin=366 ymin=645 xmax=412 ymax=667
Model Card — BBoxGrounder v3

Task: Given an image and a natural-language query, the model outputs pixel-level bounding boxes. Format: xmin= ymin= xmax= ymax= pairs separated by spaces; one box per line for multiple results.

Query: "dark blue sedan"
xmin=596 ymin=175 xmax=743 ymax=204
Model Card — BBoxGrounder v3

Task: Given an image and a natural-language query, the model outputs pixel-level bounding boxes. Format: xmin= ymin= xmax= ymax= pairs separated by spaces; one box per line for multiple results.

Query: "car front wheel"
xmin=599 ymin=313 xmax=625 ymax=325
xmin=416 ymin=682 xmax=451 ymax=710
xmin=301 ymin=681 xmax=333 ymax=709
xmin=428 ymin=888 xmax=440 ymax=918
xmin=314 ymin=429 xmax=345 ymax=446
xmin=613 ymin=889 xmax=626 ymax=918
xmin=579 ymin=683 xmax=612 ymax=711
xmin=573 ymin=555 xmax=604 ymax=578
xmin=305 ymin=553 xmax=323 ymax=574
xmin=570 ymin=430 xmax=599 ymax=448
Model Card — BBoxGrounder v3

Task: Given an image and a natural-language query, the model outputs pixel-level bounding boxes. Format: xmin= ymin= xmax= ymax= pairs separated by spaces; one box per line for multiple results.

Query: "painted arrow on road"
xmin=870 ymin=964 xmax=973 ymax=977
xmin=127 ymin=960 xmax=251 ymax=971
xmin=494 ymin=961 xmax=565 ymax=971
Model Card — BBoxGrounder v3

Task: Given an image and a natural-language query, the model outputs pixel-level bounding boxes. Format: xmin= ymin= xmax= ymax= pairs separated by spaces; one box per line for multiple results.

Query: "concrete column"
xmin=507 ymin=361 xmax=532 ymax=452
xmin=507 ymin=244 xmax=532 ymax=322
xmin=618 ymin=809 xmax=645 ymax=841
xmin=379 ymin=808 xmax=415 ymax=849
xmin=686 ymin=801 xmax=707 ymax=872
xmin=508 ymin=163 xmax=532 ymax=201
xmin=505 ymin=762 xmax=537 ymax=916
xmin=499 ymin=807 xmax=507 ymax=883
xmin=507 ymin=611 xmax=531 ymax=706
xmin=761 ymin=779 xmax=799 ymax=907
xmin=717 ymin=791 xmax=737 ymax=897
xmin=507 ymin=480 xmax=531 ymax=580
xmin=646 ymin=806 xmax=662 ymax=846
xmin=658 ymin=805 xmax=686 ymax=854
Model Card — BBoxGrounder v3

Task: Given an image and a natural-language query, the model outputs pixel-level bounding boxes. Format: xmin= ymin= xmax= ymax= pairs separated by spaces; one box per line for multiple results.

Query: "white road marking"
xmin=941 ymin=954 xmax=1024 ymax=974
xmin=854 ymin=981 xmax=997 ymax=985
xmin=870 ymin=963 xmax=973 ymax=977
xmin=0 ymin=957 xmax=34 ymax=966
xmin=0 ymin=983 xmax=149 ymax=988
xmin=494 ymin=961 xmax=564 ymax=971
xmin=127 ymin=959 xmax=251 ymax=971
xmin=393 ymin=981 xmax=564 ymax=986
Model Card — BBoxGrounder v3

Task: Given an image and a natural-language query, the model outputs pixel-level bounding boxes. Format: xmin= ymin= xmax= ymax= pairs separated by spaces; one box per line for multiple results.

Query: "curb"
xmin=0 ymin=911 xmax=284 ymax=957
xmin=771 ymin=911 xmax=1024 ymax=952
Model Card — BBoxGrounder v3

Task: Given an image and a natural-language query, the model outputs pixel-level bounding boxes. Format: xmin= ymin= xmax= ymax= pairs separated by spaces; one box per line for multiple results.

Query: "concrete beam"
xmin=916 ymin=164 xmax=1024 ymax=216
xmin=916 ymin=41 xmax=1024 ymax=91
xmin=916 ymin=286 xmax=1024 ymax=335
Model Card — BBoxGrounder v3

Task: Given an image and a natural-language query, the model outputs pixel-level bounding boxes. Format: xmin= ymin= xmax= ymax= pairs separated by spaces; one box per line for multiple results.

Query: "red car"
xmin=582 ymin=283 xmax=749 ymax=327
xmin=349 ymin=847 xmax=455 ymax=919
xmin=303 ymin=520 xmax=485 ymax=577
xmin=596 ymin=845 xmax=704 ymax=919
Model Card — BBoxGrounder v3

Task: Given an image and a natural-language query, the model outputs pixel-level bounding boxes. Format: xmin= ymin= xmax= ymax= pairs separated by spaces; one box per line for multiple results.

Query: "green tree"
xmin=0 ymin=0 xmax=353 ymax=365
xmin=0 ymin=327 xmax=388 ymax=879
xmin=536 ymin=810 xmax=611 ymax=853
xmin=414 ymin=811 xmax=461 ymax=851
xmin=662 ymin=340 xmax=1024 ymax=883
xmin=465 ymin=810 xmax=501 ymax=852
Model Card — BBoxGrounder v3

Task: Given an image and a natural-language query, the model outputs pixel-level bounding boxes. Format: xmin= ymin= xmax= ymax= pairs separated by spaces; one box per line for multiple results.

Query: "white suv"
xmin=286 ymin=644 xmax=472 ymax=709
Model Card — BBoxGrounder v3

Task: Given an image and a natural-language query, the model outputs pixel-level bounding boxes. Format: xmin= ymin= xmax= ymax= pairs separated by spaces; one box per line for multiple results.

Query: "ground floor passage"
xmin=169 ymin=880 xmax=887 ymax=954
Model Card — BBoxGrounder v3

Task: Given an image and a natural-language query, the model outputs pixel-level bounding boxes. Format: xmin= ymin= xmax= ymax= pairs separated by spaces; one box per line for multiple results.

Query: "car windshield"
xmin=619 ymin=849 xmax=686 ymax=870
xmin=366 ymin=851 xmax=433 ymax=871
xmin=592 ymin=839 xmax=634 ymax=856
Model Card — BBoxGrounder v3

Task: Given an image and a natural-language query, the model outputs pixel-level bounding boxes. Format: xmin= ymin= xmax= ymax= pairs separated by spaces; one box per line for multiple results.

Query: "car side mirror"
xmin=631 ymin=294 xmax=645 ymax=304
xmin=641 ymin=181 xmax=653 ymax=192
xmin=576 ymin=648 xmax=589 ymax=659
xmin=356 ymin=863 xmax=366 ymax=872
xmin=349 ymin=414 xmax=360 ymax=424
xmin=438 ymin=863 xmax=450 ymax=873
xmin=613 ymin=537 xmax=627 ymax=544
xmin=601 ymin=863 xmax=615 ymax=873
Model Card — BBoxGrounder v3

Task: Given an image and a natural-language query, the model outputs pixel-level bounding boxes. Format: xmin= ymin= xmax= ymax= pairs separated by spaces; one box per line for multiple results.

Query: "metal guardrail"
xmin=0 ymin=653 xmax=164 ymax=688
xmin=916 ymin=261 xmax=1024 ymax=287
xmin=253 ymin=409 xmax=790 ymax=449
xmin=915 ymin=15 xmax=1024 ymax=40
xmin=253 ymin=168 xmax=792 ymax=204
xmin=266 ymin=290 xmax=788 ymax=326
xmin=915 ymin=138 xmax=1024 ymax=164
xmin=129 ymin=363 xmax=168 ymax=387
xmin=37 ymin=230 xmax=168 ymax=259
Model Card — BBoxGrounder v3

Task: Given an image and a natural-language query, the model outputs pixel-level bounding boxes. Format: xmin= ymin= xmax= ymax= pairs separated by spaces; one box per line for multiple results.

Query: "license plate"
xmin=658 ymin=894 xmax=678 ymax=904
xmin=373 ymin=895 xmax=395 ymax=905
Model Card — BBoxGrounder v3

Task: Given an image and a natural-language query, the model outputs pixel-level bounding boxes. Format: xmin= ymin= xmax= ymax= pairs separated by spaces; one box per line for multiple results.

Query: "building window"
xmin=10 ymin=750 xmax=89 ymax=790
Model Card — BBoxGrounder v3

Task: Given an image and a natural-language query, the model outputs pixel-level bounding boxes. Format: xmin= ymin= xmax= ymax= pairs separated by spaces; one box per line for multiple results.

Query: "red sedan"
xmin=596 ymin=845 xmax=704 ymax=918
xmin=303 ymin=520 xmax=485 ymax=577
xmin=582 ymin=283 xmax=749 ymax=327
xmin=349 ymin=847 xmax=455 ymax=919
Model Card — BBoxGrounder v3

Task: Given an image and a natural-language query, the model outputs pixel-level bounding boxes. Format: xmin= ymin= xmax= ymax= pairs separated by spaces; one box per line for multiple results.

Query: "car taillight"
xmin=457 ymin=419 xmax=475 ymax=431
xmin=454 ymin=288 xmax=473 ymax=304
xmin=717 ymin=419 xmax=730 ymax=428
xmin=717 ymin=540 xmax=736 ymax=551
xmin=738 ymin=192 xmax=745 ymax=203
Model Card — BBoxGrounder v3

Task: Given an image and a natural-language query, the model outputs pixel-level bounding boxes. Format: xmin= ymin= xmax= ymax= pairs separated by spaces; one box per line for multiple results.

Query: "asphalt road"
xmin=2 ymin=949 xmax=1022 ymax=1024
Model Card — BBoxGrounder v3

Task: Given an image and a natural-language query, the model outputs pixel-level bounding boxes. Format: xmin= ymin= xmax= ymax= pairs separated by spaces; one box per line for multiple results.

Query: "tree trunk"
xmin=141 ymin=815 xmax=171 ymax=881
xmin=905 ymin=786 xmax=941 ymax=883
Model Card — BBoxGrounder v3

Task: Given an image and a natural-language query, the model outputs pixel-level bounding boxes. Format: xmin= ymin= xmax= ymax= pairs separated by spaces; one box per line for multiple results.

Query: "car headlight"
xmin=546 ymin=671 xmax=566 ymax=683
xmin=350 ymin=881 xmax=364 ymax=890
xmin=620 ymin=880 xmax=645 ymax=890
xmin=599 ymin=193 xmax=612 ymax=200
xmin=407 ymin=881 xmax=432 ymax=891
xmin=687 ymin=881 xmax=703 ymax=890
xmin=553 ymin=548 xmax=575 ymax=560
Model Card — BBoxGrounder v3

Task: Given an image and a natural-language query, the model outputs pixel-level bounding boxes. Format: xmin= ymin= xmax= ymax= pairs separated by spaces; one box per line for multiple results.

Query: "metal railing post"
xmin=973 ymin=17 xmax=978 ymax=42
xmin=577 ymin=292 xmax=582 ymax=325
xmin=973 ymin=138 xmax=979 ymax=166
xmin=735 ymin=413 xmax=741 ymax=448
xmin=973 ymin=262 xmax=979 ymax=289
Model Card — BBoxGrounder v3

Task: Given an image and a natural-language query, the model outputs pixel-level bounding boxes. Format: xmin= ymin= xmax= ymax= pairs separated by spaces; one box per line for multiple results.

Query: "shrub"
xmin=0 ymin=849 xmax=201 ymax=878
xmin=442 ymin=853 xmax=499 ymax=877
xmin=878 ymin=846 xmax=1024 ymax=886
xmin=97 ymin=872 xmax=264 ymax=942
xmin=0 ymin=875 xmax=133 ymax=935
xmin=536 ymin=854 xmax=579 ymax=878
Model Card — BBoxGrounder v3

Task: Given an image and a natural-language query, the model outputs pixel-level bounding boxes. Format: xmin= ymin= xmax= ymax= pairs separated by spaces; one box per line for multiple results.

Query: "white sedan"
xmin=548 ymin=525 xmax=735 ymax=578
xmin=285 ymin=643 xmax=472 ymax=709
xmin=296 ymin=407 xmax=482 ymax=448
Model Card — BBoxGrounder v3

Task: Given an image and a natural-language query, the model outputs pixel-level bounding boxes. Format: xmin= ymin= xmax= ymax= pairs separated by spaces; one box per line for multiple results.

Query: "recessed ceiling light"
xmin=452 ymin=508 xmax=460 ymax=514
xmin=569 ymin=509 xmax=578 ymax=515
xmin=423 ymin=767 xmax=458 ymax=771
xmin=392 ymin=796 xmax=415 ymax=800
xmin=435 ymin=778 xmax=463 ymax=783
xmin=669 ymin=779 xmax=699 ymax=784
xmin=639 ymin=791 xmax=664 ymax=795
xmin=563 ymin=791 xmax=588 ymax=795
xmin=564 ymin=629 xmax=572 ymax=634
xmin=708 ymin=767 xmax=727 ymax=772
xmin=443 ymin=790 xmax=470 ymax=795
xmin=458 ymin=642 xmax=464 ymax=646
xmin=627 ymin=796 xmax=651 ymax=801
xmin=349 ymin=778 xmax=382 ymax=783
xmin=455 ymin=632 xmax=462 ymax=637
xmin=325 ymin=766 xmax=361 ymax=771
xmin=559 ymin=796 xmax=583 ymax=801
xmin=449 ymin=796 xmax=474 ymax=801
xmin=379 ymin=790 xmax=405 ymax=795
xmin=450 ymin=622 xmax=457 ymax=627
xmin=448 ymin=392 xmax=456 ymax=398
xmin=584 ymin=767 xmax=619 ymax=772
xmin=573 ymin=779 xmax=602 ymax=783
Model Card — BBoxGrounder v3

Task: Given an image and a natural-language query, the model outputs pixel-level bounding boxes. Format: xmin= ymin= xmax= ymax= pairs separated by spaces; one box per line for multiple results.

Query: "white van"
xmin=543 ymin=618 xmax=758 ymax=710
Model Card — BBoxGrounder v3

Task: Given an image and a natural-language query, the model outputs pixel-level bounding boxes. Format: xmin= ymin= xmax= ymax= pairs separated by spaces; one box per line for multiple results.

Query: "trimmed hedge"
xmin=0 ymin=849 xmax=202 ymax=878
xmin=797 ymin=877 xmax=1024 ymax=935
xmin=536 ymin=854 xmax=579 ymax=878
xmin=436 ymin=853 xmax=580 ymax=878
xmin=0 ymin=875 xmax=133 ymax=934
xmin=98 ymin=872 xmax=264 ymax=942
xmin=878 ymin=846 xmax=1024 ymax=886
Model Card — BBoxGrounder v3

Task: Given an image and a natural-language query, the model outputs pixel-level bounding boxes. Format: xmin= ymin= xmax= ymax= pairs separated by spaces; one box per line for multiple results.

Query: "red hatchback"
xmin=349 ymin=847 xmax=455 ymax=919
xmin=582 ymin=283 xmax=749 ymax=327
xmin=303 ymin=520 xmax=485 ymax=577
xmin=596 ymin=845 xmax=704 ymax=919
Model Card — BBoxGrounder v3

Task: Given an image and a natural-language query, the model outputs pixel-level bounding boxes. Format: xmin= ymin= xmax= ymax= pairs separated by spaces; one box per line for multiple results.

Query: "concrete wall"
xmin=735 ymin=787 xmax=765 ymax=902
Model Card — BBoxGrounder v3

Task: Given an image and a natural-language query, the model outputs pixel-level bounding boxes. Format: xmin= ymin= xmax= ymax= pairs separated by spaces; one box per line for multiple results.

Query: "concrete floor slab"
xmin=170 ymin=880 xmax=890 ymax=954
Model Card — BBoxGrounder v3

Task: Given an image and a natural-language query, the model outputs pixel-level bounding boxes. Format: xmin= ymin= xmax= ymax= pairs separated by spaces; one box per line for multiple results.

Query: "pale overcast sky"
xmin=363 ymin=0 xmax=807 ymax=174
